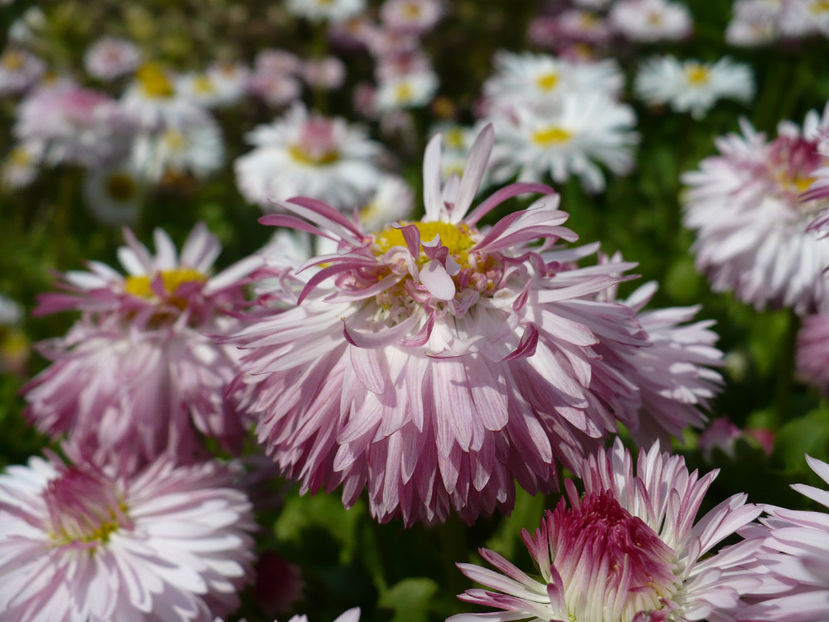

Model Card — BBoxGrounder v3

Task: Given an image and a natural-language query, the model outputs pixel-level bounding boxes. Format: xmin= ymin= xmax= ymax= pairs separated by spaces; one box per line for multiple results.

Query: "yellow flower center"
xmin=1 ymin=51 xmax=24 ymax=71
xmin=810 ymin=0 xmax=829 ymax=13
xmin=162 ymin=129 xmax=187 ymax=152
xmin=123 ymin=267 xmax=207 ymax=300
xmin=288 ymin=144 xmax=340 ymax=166
xmin=106 ymin=173 xmax=138 ymax=202
xmin=1 ymin=329 xmax=28 ymax=357
xmin=394 ymin=81 xmax=415 ymax=103
xmin=685 ymin=64 xmax=710 ymax=86
xmin=647 ymin=11 xmax=663 ymax=25
xmin=403 ymin=2 xmax=422 ymax=18
xmin=137 ymin=62 xmax=175 ymax=98
xmin=535 ymin=71 xmax=560 ymax=92
xmin=9 ymin=146 xmax=32 ymax=168
xmin=373 ymin=221 xmax=477 ymax=267
xmin=192 ymin=74 xmax=215 ymax=94
xmin=445 ymin=127 xmax=467 ymax=150
xmin=532 ymin=126 xmax=573 ymax=147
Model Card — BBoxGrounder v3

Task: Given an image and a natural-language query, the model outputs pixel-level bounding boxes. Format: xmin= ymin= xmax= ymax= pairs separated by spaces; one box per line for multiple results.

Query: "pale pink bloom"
xmin=256 ymin=50 xmax=302 ymax=75
xmin=0 ymin=454 xmax=255 ymax=622
xmin=380 ymin=0 xmax=443 ymax=34
xmin=797 ymin=313 xmax=829 ymax=395
xmin=286 ymin=0 xmax=366 ymax=23
xmin=376 ymin=49 xmax=431 ymax=82
xmin=682 ymin=111 xmax=829 ymax=314
xmin=230 ymin=126 xmax=693 ymax=525
xmin=0 ymin=47 xmax=45 ymax=95
xmin=780 ymin=0 xmax=829 ymax=37
xmin=249 ymin=71 xmax=302 ymax=108
xmin=451 ymin=438 xmax=763 ymax=622
xmin=741 ymin=455 xmax=829 ymax=621
xmin=610 ymin=0 xmax=693 ymax=42
xmin=555 ymin=9 xmax=613 ymax=45
xmin=15 ymin=82 xmax=132 ymax=167
xmin=84 ymin=36 xmax=141 ymax=81
xmin=699 ymin=417 xmax=742 ymax=457
xmin=24 ymin=224 xmax=264 ymax=472
xmin=726 ymin=0 xmax=780 ymax=46
xmin=235 ymin=103 xmax=383 ymax=211
xmin=362 ymin=25 xmax=421 ymax=57
xmin=598 ymin=273 xmax=723 ymax=445
xmin=301 ymin=57 xmax=346 ymax=90
xmin=374 ymin=70 xmax=438 ymax=111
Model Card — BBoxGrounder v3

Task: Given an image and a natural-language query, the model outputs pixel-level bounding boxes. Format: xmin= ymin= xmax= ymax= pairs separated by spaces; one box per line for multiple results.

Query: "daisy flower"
xmin=205 ymin=60 xmax=250 ymax=106
xmin=780 ymin=0 xmax=829 ymax=37
xmin=130 ymin=111 xmax=224 ymax=182
xmin=380 ymin=0 xmax=443 ymax=34
xmin=15 ymin=82 xmax=132 ymax=167
xmin=596 ymin=269 xmax=723 ymax=445
xmin=1 ymin=141 xmax=42 ymax=189
xmin=483 ymin=51 xmax=624 ymax=109
xmin=82 ymin=159 xmax=144 ymax=225
xmin=0 ymin=454 xmax=255 ymax=622
xmin=301 ymin=57 xmax=346 ymax=90
xmin=83 ymin=36 xmax=141 ymax=81
xmin=740 ymin=455 xmax=829 ymax=621
xmin=374 ymin=70 xmax=438 ymax=111
xmin=609 ymin=0 xmax=693 ymax=42
xmin=487 ymin=93 xmax=638 ymax=193
xmin=635 ymin=56 xmax=754 ymax=119
xmin=234 ymin=103 xmax=383 ymax=211
xmin=285 ymin=0 xmax=366 ymax=23
xmin=230 ymin=126 xmax=699 ymax=525
xmin=682 ymin=110 xmax=829 ymax=314
xmin=0 ymin=47 xmax=45 ymax=95
xmin=121 ymin=62 xmax=206 ymax=131
xmin=725 ymin=0 xmax=779 ymax=46
xmin=450 ymin=438 xmax=763 ymax=622
xmin=24 ymin=224 xmax=264 ymax=472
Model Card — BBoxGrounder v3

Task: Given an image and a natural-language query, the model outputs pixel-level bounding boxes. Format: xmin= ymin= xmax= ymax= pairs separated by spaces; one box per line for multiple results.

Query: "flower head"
xmin=84 ymin=36 xmax=141 ymax=81
xmin=635 ymin=56 xmax=754 ymax=119
xmin=609 ymin=0 xmax=693 ymax=42
xmin=0 ymin=47 xmax=45 ymax=95
xmin=740 ymin=455 xmax=829 ymax=621
xmin=24 ymin=224 xmax=264 ymax=471
xmin=286 ymin=0 xmax=366 ymax=22
xmin=0 ymin=454 xmax=256 ymax=622
xmin=232 ymin=126 xmax=706 ymax=525
xmin=235 ymin=103 xmax=383 ymax=211
xmin=451 ymin=439 xmax=763 ymax=622
xmin=682 ymin=110 xmax=829 ymax=314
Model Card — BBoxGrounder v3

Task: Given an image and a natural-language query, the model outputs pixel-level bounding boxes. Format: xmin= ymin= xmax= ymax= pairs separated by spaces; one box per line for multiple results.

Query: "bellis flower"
xmin=230 ymin=126 xmax=706 ymax=525
xmin=0 ymin=454 xmax=256 ymax=622
xmin=741 ymin=455 xmax=829 ymax=621
xmin=24 ymin=223 xmax=264 ymax=472
xmin=682 ymin=109 xmax=829 ymax=314
xmin=451 ymin=438 xmax=763 ymax=622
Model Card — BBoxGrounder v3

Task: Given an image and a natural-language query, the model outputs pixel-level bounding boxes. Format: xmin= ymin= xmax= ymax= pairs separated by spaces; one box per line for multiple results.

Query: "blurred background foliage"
xmin=2 ymin=1 xmax=829 ymax=620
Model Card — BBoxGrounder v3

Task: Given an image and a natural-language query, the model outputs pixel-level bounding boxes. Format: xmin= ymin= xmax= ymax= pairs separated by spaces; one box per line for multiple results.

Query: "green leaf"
xmin=378 ymin=578 xmax=439 ymax=622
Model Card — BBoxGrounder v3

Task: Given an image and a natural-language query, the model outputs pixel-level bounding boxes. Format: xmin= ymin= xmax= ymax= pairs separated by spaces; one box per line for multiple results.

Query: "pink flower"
xmin=0 ymin=454 xmax=256 ymax=622
xmin=451 ymin=439 xmax=763 ymax=622
xmin=15 ymin=81 xmax=132 ymax=167
xmin=0 ymin=47 xmax=45 ymax=96
xmin=682 ymin=112 xmax=829 ymax=315
xmin=232 ymin=126 xmax=702 ymax=525
xmin=84 ymin=37 xmax=141 ymax=81
xmin=301 ymin=57 xmax=346 ymax=90
xmin=797 ymin=313 xmax=829 ymax=395
xmin=380 ymin=0 xmax=443 ymax=34
xmin=740 ymin=455 xmax=829 ymax=621
xmin=24 ymin=223 xmax=264 ymax=472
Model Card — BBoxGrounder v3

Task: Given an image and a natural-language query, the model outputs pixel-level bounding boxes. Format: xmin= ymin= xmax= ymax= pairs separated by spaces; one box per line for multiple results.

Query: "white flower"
xmin=0 ymin=47 xmax=45 ymax=95
xmin=374 ymin=70 xmax=438 ymax=111
xmin=1 ymin=141 xmax=42 ymax=189
xmin=610 ymin=0 xmax=693 ymax=42
xmin=484 ymin=51 xmax=624 ymax=109
xmin=83 ymin=160 xmax=144 ymax=225
xmin=488 ymin=93 xmax=638 ymax=193
xmin=635 ymin=56 xmax=754 ymax=119
xmin=356 ymin=174 xmax=413 ymax=231
xmin=121 ymin=62 xmax=207 ymax=131
xmin=285 ymin=0 xmax=366 ymax=22
xmin=234 ymin=103 xmax=383 ymax=211
xmin=131 ymin=112 xmax=224 ymax=182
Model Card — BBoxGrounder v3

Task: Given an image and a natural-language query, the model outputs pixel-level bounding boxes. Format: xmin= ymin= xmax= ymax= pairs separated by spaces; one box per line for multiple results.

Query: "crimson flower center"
xmin=550 ymin=491 xmax=680 ymax=621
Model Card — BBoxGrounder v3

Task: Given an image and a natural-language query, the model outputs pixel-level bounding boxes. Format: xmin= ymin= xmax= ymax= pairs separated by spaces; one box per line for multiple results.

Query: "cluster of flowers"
xmin=3 ymin=1 xmax=829 ymax=621
xmin=727 ymin=0 xmax=829 ymax=46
